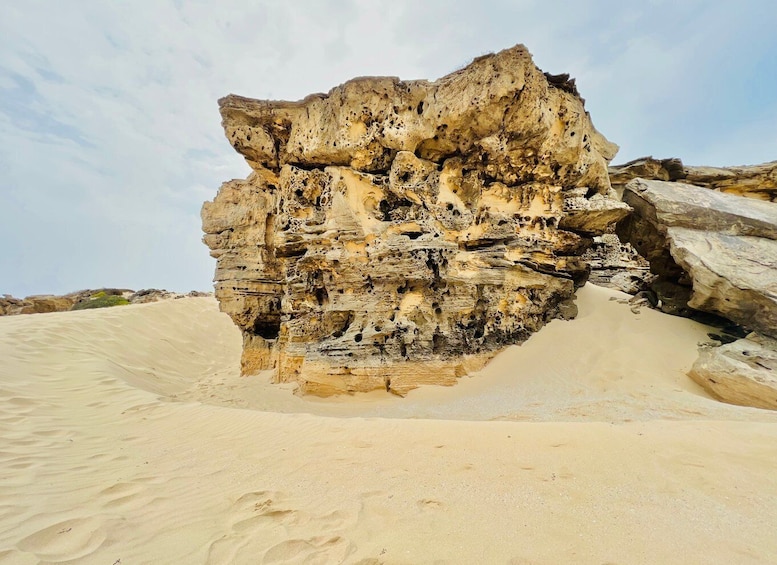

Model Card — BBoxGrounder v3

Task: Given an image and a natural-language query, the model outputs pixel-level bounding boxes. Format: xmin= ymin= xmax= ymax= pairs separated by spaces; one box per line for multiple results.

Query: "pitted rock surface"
xmin=202 ymin=44 xmax=626 ymax=396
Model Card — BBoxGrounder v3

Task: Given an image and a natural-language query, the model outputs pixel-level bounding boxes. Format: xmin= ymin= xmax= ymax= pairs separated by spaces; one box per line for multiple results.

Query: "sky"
xmin=2 ymin=0 xmax=776 ymax=297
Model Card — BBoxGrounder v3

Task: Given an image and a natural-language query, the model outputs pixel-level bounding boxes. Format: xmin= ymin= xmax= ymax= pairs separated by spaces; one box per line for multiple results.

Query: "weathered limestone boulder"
xmin=617 ymin=178 xmax=777 ymax=336
xmin=690 ymin=333 xmax=777 ymax=410
xmin=202 ymin=44 xmax=627 ymax=396
xmin=595 ymin=156 xmax=776 ymax=293
xmin=0 ymin=294 xmax=77 ymax=315
xmin=609 ymin=156 xmax=777 ymax=202
xmin=0 ymin=295 xmax=24 ymax=316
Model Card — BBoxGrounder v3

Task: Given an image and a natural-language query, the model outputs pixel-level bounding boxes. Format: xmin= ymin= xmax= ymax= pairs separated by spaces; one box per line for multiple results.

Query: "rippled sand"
xmin=1 ymin=285 xmax=776 ymax=564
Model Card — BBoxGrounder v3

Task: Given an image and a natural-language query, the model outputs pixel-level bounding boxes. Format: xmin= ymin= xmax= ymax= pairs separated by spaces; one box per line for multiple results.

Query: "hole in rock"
xmin=252 ymin=316 xmax=281 ymax=340
xmin=331 ymin=311 xmax=354 ymax=338
xmin=433 ymin=332 xmax=444 ymax=354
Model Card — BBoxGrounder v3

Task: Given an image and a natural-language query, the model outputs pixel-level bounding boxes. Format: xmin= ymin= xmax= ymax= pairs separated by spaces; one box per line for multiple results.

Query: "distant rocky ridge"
xmin=0 ymin=289 xmax=211 ymax=316
xmin=203 ymin=44 xmax=629 ymax=396
xmin=609 ymin=156 xmax=777 ymax=202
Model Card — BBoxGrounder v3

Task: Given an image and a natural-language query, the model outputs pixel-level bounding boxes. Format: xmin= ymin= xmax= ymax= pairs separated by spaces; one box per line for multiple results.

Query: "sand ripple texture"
xmin=1 ymin=288 xmax=776 ymax=564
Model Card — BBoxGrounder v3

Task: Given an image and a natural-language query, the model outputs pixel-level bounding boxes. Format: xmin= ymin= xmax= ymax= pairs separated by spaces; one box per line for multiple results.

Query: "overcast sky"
xmin=2 ymin=1 xmax=776 ymax=297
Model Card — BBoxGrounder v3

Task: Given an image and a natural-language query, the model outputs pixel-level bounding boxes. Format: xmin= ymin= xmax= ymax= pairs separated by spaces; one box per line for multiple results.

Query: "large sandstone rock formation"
xmin=202 ymin=44 xmax=628 ymax=396
xmin=609 ymin=156 xmax=777 ymax=202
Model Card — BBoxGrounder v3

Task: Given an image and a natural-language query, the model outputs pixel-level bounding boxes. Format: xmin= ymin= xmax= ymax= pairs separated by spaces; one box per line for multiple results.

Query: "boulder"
xmin=690 ymin=333 xmax=777 ymax=410
xmin=202 ymin=44 xmax=627 ymax=396
xmin=0 ymin=294 xmax=77 ymax=315
xmin=19 ymin=296 xmax=75 ymax=314
xmin=617 ymin=178 xmax=777 ymax=337
xmin=668 ymin=229 xmax=777 ymax=337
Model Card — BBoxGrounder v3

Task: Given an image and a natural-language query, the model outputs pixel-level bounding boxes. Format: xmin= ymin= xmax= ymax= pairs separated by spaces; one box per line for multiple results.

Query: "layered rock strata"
xmin=609 ymin=156 xmax=777 ymax=202
xmin=202 ymin=44 xmax=628 ymax=396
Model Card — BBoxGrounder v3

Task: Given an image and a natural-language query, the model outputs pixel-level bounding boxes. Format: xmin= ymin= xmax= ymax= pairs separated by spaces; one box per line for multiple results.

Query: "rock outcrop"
xmin=609 ymin=156 xmax=777 ymax=202
xmin=690 ymin=333 xmax=777 ymax=410
xmin=202 ymin=44 xmax=628 ymax=396
xmin=616 ymin=178 xmax=777 ymax=335
xmin=614 ymin=175 xmax=777 ymax=411
xmin=594 ymin=156 xmax=777 ymax=294
xmin=0 ymin=294 xmax=76 ymax=316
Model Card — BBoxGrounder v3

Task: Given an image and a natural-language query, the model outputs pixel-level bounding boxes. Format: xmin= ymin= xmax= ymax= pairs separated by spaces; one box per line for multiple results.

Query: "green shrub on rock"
xmin=71 ymin=295 xmax=130 ymax=311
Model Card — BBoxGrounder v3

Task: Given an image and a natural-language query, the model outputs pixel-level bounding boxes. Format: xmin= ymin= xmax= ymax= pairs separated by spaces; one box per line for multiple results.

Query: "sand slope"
xmin=1 ymin=287 xmax=776 ymax=564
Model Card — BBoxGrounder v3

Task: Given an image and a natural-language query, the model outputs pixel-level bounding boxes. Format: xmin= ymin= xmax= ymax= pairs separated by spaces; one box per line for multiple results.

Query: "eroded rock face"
xmin=202 ymin=44 xmax=626 ymax=396
xmin=617 ymin=178 xmax=777 ymax=336
xmin=609 ymin=156 xmax=777 ymax=202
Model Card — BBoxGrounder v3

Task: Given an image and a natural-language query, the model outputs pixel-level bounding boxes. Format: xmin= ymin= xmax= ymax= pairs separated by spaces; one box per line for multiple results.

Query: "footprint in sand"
xmin=417 ymin=498 xmax=444 ymax=510
xmin=206 ymin=491 xmax=301 ymax=563
xmin=98 ymin=482 xmax=148 ymax=511
xmin=16 ymin=517 xmax=107 ymax=562
xmin=207 ymin=491 xmax=360 ymax=563
xmin=233 ymin=491 xmax=310 ymax=527
xmin=262 ymin=536 xmax=355 ymax=564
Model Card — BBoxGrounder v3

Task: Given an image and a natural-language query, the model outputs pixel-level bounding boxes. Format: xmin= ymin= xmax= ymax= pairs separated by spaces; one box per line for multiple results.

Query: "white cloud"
xmin=1 ymin=0 xmax=775 ymax=296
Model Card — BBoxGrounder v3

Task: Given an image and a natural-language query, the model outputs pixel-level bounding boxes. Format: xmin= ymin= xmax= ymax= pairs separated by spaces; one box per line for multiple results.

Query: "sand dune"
xmin=1 ymin=287 xmax=776 ymax=564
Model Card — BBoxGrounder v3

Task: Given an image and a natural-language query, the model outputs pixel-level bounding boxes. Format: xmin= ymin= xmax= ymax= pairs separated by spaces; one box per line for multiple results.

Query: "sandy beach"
xmin=1 ymin=284 xmax=776 ymax=564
